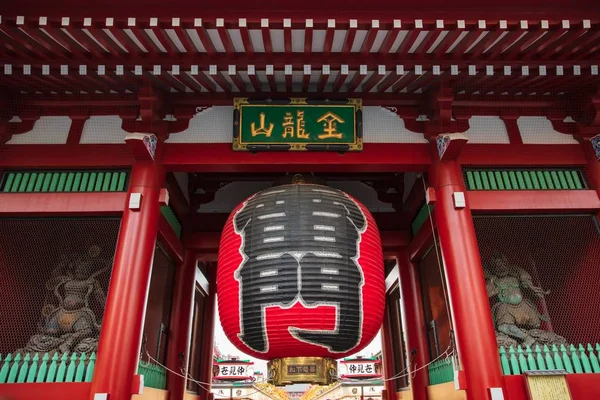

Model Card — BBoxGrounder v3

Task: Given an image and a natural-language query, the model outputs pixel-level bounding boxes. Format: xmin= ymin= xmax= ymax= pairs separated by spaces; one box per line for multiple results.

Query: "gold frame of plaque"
xmin=267 ymin=357 xmax=337 ymax=386
xmin=525 ymin=370 xmax=572 ymax=400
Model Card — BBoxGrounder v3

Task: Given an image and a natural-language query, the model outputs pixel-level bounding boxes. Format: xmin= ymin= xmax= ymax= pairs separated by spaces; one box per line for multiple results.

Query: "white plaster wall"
xmin=80 ymin=116 xmax=129 ymax=144
xmin=464 ymin=116 xmax=511 ymax=144
xmin=166 ymin=107 xmax=232 ymax=143
xmin=11 ymin=112 xmax=576 ymax=146
xmin=517 ymin=117 xmax=578 ymax=144
xmin=6 ymin=116 xmax=71 ymax=144
xmin=362 ymin=107 xmax=428 ymax=143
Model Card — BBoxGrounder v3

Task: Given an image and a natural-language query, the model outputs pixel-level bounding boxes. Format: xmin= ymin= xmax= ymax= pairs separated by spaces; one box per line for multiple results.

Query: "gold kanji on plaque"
xmin=251 ymin=112 xmax=274 ymax=137
xmin=317 ymin=112 xmax=344 ymax=139
xmin=282 ymin=112 xmax=294 ymax=138
xmin=296 ymin=111 xmax=309 ymax=139
xmin=281 ymin=110 xmax=310 ymax=139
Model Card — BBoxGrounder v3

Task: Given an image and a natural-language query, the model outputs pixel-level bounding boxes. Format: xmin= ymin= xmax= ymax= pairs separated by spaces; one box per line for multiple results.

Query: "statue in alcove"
xmin=484 ymin=252 xmax=566 ymax=348
xmin=19 ymin=245 xmax=111 ymax=355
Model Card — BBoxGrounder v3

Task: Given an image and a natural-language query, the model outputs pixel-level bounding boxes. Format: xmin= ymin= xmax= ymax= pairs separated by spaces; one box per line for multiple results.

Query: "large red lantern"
xmin=217 ymin=183 xmax=384 ymax=384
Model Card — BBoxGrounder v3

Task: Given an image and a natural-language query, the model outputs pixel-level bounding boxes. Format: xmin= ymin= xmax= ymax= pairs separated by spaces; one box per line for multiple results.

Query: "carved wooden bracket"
xmin=389 ymin=85 xmax=471 ymax=139
xmin=0 ymin=120 xmax=9 ymax=146
xmin=188 ymin=179 xmax=232 ymax=212
xmin=428 ymin=85 xmax=454 ymax=123
xmin=590 ymin=135 xmax=600 ymax=161
xmin=404 ymin=119 xmax=470 ymax=138
xmin=124 ymin=132 xmax=158 ymax=161
xmin=436 ymin=132 xmax=469 ymax=161
xmin=65 ymin=108 xmax=91 ymax=145
xmin=368 ymin=177 xmax=405 ymax=211
xmin=1 ymin=110 xmax=41 ymax=144
xmin=499 ymin=114 xmax=523 ymax=145
xmin=551 ymin=90 xmax=600 ymax=141
xmin=120 ymin=84 xmax=192 ymax=140
xmin=549 ymin=118 xmax=578 ymax=136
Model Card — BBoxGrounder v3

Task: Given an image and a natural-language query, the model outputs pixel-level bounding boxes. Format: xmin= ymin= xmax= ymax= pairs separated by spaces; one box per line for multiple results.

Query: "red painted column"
xmin=381 ymin=302 xmax=398 ymax=400
xmin=167 ymin=250 xmax=198 ymax=400
xmin=198 ymin=264 xmax=217 ymax=399
xmin=90 ymin=160 xmax=164 ymax=400
xmin=397 ymin=250 xmax=429 ymax=400
xmin=429 ymin=158 xmax=504 ymax=400
xmin=582 ymin=138 xmax=600 ymax=220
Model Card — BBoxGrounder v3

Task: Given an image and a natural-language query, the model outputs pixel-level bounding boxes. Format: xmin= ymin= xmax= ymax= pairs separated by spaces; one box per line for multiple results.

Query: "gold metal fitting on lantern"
xmin=267 ymin=357 xmax=337 ymax=386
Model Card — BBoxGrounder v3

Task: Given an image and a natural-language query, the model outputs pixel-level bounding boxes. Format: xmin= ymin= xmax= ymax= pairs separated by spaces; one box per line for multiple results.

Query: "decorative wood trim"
xmin=468 ymin=190 xmax=600 ymax=213
xmin=158 ymin=213 xmax=185 ymax=265
xmin=0 ymin=192 xmax=126 ymax=215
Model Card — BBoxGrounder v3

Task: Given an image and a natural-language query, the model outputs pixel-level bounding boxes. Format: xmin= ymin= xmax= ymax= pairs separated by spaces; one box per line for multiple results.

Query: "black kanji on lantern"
xmin=234 ymin=184 xmax=367 ymax=353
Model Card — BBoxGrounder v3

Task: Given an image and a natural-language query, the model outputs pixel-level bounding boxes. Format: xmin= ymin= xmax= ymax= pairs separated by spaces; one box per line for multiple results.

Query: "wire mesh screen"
xmin=473 ymin=215 xmax=600 ymax=349
xmin=0 ymin=218 xmax=120 ymax=356
xmin=141 ymin=244 xmax=175 ymax=365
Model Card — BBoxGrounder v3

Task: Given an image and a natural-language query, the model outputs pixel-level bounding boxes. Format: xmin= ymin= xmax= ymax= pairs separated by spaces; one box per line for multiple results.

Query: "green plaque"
xmin=233 ymin=98 xmax=363 ymax=151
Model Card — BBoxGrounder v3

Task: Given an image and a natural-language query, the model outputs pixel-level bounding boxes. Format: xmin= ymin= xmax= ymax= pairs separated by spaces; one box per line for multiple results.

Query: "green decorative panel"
xmin=428 ymin=357 xmax=454 ymax=385
xmin=428 ymin=343 xmax=600 ymax=384
xmin=161 ymin=205 xmax=182 ymax=238
xmin=233 ymin=98 xmax=363 ymax=151
xmin=498 ymin=344 xmax=600 ymax=375
xmin=464 ymin=169 xmax=586 ymax=191
xmin=137 ymin=361 xmax=167 ymax=389
xmin=1 ymin=170 xmax=129 ymax=193
xmin=411 ymin=202 xmax=434 ymax=236
xmin=0 ymin=352 xmax=95 ymax=383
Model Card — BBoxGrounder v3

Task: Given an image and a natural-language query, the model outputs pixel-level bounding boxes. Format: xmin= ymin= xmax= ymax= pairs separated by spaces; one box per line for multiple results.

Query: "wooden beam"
xmin=164 ymin=173 xmax=190 ymax=220
xmin=468 ymin=190 xmax=600 ymax=213
xmin=408 ymin=214 xmax=435 ymax=262
xmin=0 ymin=144 xmax=134 ymax=168
xmin=158 ymin=213 xmax=185 ymax=264
xmin=459 ymin=144 xmax=587 ymax=166
xmin=163 ymin=143 xmax=431 ymax=173
xmin=0 ymin=192 xmax=126 ymax=215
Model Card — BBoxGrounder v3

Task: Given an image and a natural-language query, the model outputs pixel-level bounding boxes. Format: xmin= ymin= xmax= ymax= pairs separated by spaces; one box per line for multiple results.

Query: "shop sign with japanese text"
xmin=233 ymin=98 xmax=363 ymax=151
xmin=214 ymin=363 xmax=253 ymax=380
xmin=344 ymin=362 xmax=377 ymax=376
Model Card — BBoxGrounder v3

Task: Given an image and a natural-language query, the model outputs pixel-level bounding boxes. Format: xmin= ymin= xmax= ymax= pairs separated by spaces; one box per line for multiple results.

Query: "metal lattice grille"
xmin=464 ymin=169 xmax=587 ymax=191
xmin=473 ymin=215 xmax=600 ymax=349
xmin=0 ymin=218 xmax=121 ymax=356
xmin=0 ymin=170 xmax=130 ymax=193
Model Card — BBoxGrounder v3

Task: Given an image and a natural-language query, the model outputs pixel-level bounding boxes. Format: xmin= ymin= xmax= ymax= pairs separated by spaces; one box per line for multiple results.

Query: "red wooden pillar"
xmin=90 ymin=160 xmax=164 ymax=400
xmin=582 ymin=136 xmax=600 ymax=219
xmin=381 ymin=301 xmax=398 ymax=400
xmin=167 ymin=250 xmax=198 ymax=400
xmin=198 ymin=264 xmax=217 ymax=399
xmin=397 ymin=250 xmax=429 ymax=400
xmin=429 ymin=137 xmax=504 ymax=400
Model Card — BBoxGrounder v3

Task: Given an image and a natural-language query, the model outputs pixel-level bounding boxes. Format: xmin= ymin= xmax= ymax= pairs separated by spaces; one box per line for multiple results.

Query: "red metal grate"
xmin=0 ymin=218 xmax=121 ymax=356
xmin=473 ymin=215 xmax=600 ymax=348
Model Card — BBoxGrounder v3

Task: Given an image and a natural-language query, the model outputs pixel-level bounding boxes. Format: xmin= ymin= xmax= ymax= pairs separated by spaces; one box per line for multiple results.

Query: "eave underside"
xmin=0 ymin=12 xmax=598 ymax=98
